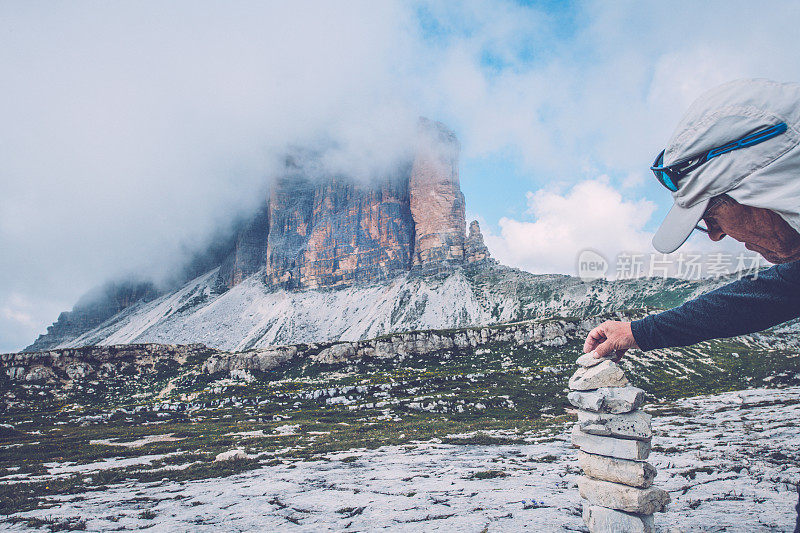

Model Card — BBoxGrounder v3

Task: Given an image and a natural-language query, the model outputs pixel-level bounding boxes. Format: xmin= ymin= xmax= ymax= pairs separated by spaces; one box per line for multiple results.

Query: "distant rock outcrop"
xmin=26 ymin=280 xmax=158 ymax=352
xmin=465 ymin=220 xmax=490 ymax=264
xmin=6 ymin=319 xmax=579 ymax=398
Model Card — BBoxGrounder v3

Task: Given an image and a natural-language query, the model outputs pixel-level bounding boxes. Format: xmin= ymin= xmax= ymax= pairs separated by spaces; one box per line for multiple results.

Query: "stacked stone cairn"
xmin=568 ymin=352 xmax=670 ymax=532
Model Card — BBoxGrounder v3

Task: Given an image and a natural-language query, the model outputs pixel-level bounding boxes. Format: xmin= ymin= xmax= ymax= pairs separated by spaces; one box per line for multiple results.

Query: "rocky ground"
xmin=3 ymin=316 xmax=799 ymax=531
xmin=2 ymin=386 xmax=798 ymax=532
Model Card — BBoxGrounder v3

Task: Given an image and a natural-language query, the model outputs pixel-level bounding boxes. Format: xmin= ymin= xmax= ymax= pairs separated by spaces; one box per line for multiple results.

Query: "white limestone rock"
xmin=568 ymin=387 xmax=645 ymax=414
xmin=23 ymin=365 xmax=57 ymax=383
xmin=215 ymin=449 xmax=248 ymax=462
xmin=578 ymin=451 xmax=657 ymax=488
xmin=582 ymin=503 xmax=654 ymax=533
xmin=571 ymin=426 xmax=650 ymax=461
xmin=64 ymin=361 xmax=93 ymax=380
xmin=569 ymin=360 xmax=629 ymax=391
xmin=578 ymin=410 xmax=652 ymax=441
xmin=576 ymin=351 xmax=612 ymax=368
xmin=578 ymin=476 xmax=670 ymax=514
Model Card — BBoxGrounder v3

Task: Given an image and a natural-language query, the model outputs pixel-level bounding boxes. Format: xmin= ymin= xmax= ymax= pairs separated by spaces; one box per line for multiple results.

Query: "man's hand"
xmin=583 ymin=321 xmax=639 ymax=362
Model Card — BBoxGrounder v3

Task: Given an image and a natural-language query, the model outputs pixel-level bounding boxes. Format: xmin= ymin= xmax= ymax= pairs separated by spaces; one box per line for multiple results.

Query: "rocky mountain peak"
xmin=28 ymin=119 xmax=494 ymax=351
xmin=218 ymin=118 xmax=489 ymax=290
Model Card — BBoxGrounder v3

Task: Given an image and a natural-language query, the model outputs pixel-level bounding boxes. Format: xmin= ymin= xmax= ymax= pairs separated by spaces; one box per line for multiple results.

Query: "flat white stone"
xmin=576 ymin=351 xmax=612 ymax=368
xmin=215 ymin=449 xmax=248 ymax=462
xmin=578 ymin=476 xmax=670 ymax=514
xmin=568 ymin=387 xmax=645 ymax=414
xmin=569 ymin=360 xmax=629 ymax=391
xmin=578 ymin=410 xmax=652 ymax=441
xmin=578 ymin=451 xmax=656 ymax=488
xmin=582 ymin=503 xmax=654 ymax=533
xmin=571 ymin=426 xmax=650 ymax=461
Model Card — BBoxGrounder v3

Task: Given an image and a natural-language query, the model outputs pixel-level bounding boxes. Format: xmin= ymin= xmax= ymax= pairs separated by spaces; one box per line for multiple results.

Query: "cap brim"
xmin=652 ymin=199 xmax=709 ymax=253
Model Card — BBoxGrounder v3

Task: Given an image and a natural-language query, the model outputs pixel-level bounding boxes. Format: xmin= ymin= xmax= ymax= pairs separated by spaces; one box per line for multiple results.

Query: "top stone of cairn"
xmin=569 ymin=359 xmax=629 ymax=391
xmin=575 ymin=351 xmax=613 ymax=368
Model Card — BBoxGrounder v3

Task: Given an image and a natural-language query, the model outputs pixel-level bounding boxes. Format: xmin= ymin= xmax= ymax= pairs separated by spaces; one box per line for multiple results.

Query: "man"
xmin=583 ymin=78 xmax=800 ymax=532
xmin=583 ymin=79 xmax=800 ymax=360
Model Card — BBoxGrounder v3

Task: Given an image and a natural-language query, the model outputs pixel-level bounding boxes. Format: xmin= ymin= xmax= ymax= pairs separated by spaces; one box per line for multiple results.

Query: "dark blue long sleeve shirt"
xmin=631 ymin=259 xmax=800 ymax=351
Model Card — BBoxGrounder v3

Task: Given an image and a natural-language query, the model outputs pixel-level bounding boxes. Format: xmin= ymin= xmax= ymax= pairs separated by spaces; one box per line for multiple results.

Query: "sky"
xmin=2 ymin=0 xmax=800 ymax=352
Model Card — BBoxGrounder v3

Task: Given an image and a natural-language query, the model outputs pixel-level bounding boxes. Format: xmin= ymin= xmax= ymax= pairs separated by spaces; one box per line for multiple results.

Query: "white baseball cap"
xmin=652 ymin=79 xmax=800 ymax=253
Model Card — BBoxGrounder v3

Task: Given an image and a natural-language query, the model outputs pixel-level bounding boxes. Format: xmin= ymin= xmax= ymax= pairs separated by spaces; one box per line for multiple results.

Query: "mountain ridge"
xmin=29 ymin=261 xmax=733 ymax=352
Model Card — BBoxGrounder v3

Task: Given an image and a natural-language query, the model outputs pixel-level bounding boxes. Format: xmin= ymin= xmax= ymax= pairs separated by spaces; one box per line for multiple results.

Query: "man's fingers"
xmin=587 ymin=325 xmax=607 ymax=341
xmin=583 ymin=326 xmax=607 ymax=353
xmin=584 ymin=321 xmax=633 ymax=361
xmin=594 ymin=340 xmax=614 ymax=359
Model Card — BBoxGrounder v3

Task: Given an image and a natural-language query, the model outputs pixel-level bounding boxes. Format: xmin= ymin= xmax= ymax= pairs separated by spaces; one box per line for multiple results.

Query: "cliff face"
xmin=218 ymin=205 xmax=270 ymax=289
xmin=409 ymin=118 xmax=466 ymax=273
xmin=299 ymin=174 xmax=415 ymax=289
xmin=263 ymin=171 xmax=416 ymax=289
xmin=218 ymin=118 xmax=490 ymax=291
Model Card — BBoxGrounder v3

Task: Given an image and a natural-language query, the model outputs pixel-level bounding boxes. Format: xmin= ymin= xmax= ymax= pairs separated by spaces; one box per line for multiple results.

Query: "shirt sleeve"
xmin=630 ymin=259 xmax=800 ymax=351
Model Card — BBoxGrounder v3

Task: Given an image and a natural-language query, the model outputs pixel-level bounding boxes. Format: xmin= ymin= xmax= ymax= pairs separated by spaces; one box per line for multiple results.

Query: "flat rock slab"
xmin=582 ymin=503 xmax=654 ymax=533
xmin=576 ymin=351 xmax=612 ymax=368
xmin=578 ymin=451 xmax=656 ymax=488
xmin=569 ymin=360 xmax=629 ymax=391
xmin=578 ymin=410 xmax=652 ymax=441
xmin=572 ymin=426 xmax=650 ymax=461
xmin=578 ymin=476 xmax=670 ymax=515
xmin=568 ymin=387 xmax=645 ymax=414
xmin=215 ymin=449 xmax=248 ymax=462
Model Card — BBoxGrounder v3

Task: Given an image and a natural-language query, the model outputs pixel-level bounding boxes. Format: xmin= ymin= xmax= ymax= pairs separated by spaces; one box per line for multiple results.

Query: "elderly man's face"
xmin=702 ymin=195 xmax=800 ymax=263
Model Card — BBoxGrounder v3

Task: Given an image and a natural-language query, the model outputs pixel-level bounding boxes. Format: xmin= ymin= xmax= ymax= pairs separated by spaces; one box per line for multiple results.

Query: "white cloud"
xmin=1 ymin=306 xmax=35 ymax=329
xmin=1 ymin=0 xmax=799 ymax=351
xmin=483 ymin=177 xmax=761 ymax=279
xmin=484 ymin=178 xmax=656 ymax=275
xmin=425 ymin=0 xmax=800 ymax=180
xmin=0 ymin=293 xmax=43 ymax=348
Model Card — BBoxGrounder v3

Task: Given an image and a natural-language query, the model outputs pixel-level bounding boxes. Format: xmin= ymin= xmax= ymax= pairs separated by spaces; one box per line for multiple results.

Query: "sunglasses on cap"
xmin=650 ymin=122 xmax=788 ymax=192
